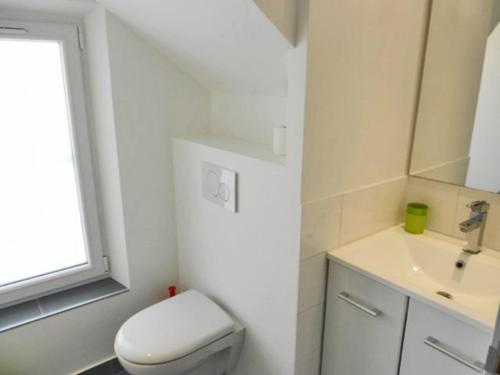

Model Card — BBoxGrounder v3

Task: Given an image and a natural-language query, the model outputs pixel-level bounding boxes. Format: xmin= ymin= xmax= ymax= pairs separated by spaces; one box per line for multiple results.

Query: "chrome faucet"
xmin=459 ymin=200 xmax=489 ymax=254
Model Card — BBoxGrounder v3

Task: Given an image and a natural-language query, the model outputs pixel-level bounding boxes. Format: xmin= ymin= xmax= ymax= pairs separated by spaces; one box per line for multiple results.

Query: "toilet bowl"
xmin=114 ymin=290 xmax=245 ymax=375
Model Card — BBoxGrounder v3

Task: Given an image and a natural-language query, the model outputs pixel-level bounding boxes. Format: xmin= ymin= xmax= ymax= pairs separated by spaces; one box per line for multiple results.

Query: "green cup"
xmin=405 ymin=203 xmax=428 ymax=234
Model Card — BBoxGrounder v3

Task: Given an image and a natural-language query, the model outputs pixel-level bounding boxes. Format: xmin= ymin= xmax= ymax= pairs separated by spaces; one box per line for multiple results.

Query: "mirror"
xmin=410 ymin=0 xmax=500 ymax=193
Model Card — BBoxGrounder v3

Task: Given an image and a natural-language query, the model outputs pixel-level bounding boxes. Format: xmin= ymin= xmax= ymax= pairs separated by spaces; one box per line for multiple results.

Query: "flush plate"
xmin=202 ymin=162 xmax=237 ymax=212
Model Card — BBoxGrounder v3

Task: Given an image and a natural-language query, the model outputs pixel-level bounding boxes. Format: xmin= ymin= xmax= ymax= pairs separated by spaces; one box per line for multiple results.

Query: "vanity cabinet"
xmin=323 ymin=261 xmax=493 ymax=375
xmin=399 ymin=299 xmax=490 ymax=375
xmin=322 ymin=263 xmax=408 ymax=375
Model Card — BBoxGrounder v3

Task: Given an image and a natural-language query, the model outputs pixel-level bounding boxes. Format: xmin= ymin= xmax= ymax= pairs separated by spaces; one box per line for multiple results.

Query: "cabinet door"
xmin=400 ymin=299 xmax=491 ymax=375
xmin=321 ymin=262 xmax=408 ymax=375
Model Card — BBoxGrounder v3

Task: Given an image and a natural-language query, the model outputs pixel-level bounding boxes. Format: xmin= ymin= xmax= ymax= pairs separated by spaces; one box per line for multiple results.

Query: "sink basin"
xmin=328 ymin=226 xmax=500 ymax=332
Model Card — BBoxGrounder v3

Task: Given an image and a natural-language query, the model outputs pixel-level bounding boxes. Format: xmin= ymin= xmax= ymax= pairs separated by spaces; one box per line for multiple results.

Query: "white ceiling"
xmin=96 ymin=0 xmax=290 ymax=96
xmin=0 ymin=0 xmax=291 ymax=96
xmin=0 ymin=0 xmax=96 ymax=17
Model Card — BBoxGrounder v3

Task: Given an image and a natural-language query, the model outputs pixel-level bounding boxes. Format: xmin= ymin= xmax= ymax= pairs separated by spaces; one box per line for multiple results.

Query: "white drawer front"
xmin=322 ymin=262 xmax=408 ymax=375
xmin=400 ymin=299 xmax=491 ymax=375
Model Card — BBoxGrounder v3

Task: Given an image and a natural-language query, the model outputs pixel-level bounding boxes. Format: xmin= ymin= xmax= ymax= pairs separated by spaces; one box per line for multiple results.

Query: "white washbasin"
xmin=328 ymin=226 xmax=500 ymax=332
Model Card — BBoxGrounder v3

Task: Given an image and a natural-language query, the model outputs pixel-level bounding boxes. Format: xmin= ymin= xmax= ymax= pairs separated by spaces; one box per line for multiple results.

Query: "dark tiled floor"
xmin=111 ymin=359 xmax=127 ymax=375
xmin=79 ymin=361 xmax=111 ymax=375
xmin=79 ymin=358 xmax=128 ymax=375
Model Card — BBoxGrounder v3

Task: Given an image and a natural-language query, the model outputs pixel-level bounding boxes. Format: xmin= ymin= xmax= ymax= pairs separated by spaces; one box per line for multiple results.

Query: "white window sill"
xmin=0 ymin=278 xmax=128 ymax=332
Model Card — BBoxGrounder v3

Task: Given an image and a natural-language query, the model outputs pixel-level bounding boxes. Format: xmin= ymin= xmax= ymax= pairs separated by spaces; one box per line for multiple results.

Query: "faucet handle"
xmin=467 ymin=200 xmax=490 ymax=213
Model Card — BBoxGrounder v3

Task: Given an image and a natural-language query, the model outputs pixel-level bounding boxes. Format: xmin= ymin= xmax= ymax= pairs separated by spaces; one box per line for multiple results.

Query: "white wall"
xmin=0 ymin=0 xmax=94 ymax=17
xmin=172 ymin=2 xmax=308 ymax=373
xmin=467 ymin=23 xmax=500 ymax=193
xmin=104 ymin=10 xmax=210 ymax=290
xmin=296 ymin=1 xmax=431 ymax=373
xmin=210 ymin=91 xmax=287 ymax=146
xmin=406 ymin=177 xmax=500 ymax=251
xmin=0 ymin=8 xmax=211 ymax=374
xmin=84 ymin=7 xmax=130 ymax=287
xmin=302 ymin=0 xmax=430 ymax=202
xmin=172 ymin=3 xmax=306 ymax=374
xmin=173 ymin=138 xmax=301 ymax=375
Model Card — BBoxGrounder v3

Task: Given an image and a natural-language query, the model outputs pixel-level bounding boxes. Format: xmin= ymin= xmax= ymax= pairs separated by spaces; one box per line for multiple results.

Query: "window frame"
xmin=0 ymin=19 xmax=107 ymax=308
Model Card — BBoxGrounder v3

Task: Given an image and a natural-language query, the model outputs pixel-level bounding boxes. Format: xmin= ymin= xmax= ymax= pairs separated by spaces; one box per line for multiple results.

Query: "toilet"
xmin=114 ymin=290 xmax=245 ymax=375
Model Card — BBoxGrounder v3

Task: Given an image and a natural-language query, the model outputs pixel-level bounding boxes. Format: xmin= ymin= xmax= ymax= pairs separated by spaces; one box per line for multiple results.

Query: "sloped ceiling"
xmin=492 ymin=0 xmax=500 ymax=33
xmin=0 ymin=0 xmax=292 ymax=96
xmin=96 ymin=0 xmax=291 ymax=96
xmin=253 ymin=0 xmax=296 ymax=45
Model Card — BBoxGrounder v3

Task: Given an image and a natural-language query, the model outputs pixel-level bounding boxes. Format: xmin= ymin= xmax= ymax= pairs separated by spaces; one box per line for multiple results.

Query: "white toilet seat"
xmin=114 ymin=290 xmax=245 ymax=375
xmin=116 ymin=322 xmax=245 ymax=375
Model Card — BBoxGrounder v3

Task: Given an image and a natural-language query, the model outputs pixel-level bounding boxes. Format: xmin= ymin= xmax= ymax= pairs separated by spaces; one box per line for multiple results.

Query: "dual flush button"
xmin=202 ymin=161 xmax=237 ymax=212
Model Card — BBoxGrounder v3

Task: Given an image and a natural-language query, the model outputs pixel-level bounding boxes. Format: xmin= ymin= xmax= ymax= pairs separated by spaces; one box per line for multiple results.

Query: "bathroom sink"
xmin=328 ymin=226 xmax=500 ymax=332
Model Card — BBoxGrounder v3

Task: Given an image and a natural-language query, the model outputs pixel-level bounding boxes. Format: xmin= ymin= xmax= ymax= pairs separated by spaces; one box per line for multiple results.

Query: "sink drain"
xmin=436 ymin=291 xmax=453 ymax=300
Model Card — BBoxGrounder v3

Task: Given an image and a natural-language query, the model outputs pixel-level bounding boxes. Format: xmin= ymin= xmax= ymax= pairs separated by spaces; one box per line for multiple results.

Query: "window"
xmin=0 ymin=20 xmax=106 ymax=307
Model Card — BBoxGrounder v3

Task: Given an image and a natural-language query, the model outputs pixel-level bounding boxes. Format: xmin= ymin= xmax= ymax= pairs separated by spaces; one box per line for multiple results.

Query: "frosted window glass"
xmin=0 ymin=39 xmax=88 ymax=287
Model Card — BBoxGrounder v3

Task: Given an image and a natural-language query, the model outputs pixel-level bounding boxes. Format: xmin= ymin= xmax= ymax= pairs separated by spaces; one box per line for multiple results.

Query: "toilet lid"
xmin=115 ymin=290 xmax=234 ymax=365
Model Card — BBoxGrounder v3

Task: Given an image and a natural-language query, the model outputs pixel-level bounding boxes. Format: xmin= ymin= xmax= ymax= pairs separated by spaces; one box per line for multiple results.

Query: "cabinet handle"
xmin=337 ymin=291 xmax=381 ymax=317
xmin=424 ymin=336 xmax=484 ymax=373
